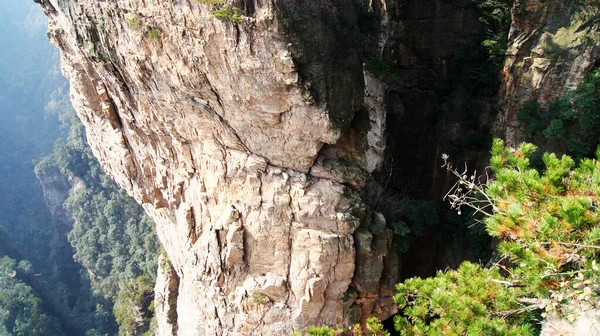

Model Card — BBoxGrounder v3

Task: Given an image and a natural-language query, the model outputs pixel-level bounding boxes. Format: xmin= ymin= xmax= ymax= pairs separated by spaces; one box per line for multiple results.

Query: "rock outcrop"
xmin=37 ymin=0 xmax=397 ymax=334
xmin=155 ymin=254 xmax=180 ymax=336
xmin=498 ymin=0 xmax=600 ymax=144
xmin=35 ymin=163 xmax=74 ymax=236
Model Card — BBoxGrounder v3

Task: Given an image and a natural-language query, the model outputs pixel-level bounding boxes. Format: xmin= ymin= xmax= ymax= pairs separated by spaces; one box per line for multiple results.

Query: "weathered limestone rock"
xmin=155 ymin=254 xmax=180 ymax=336
xmin=37 ymin=0 xmax=396 ymax=334
xmin=363 ymin=73 xmax=387 ymax=174
xmin=497 ymin=0 xmax=600 ymax=144
xmin=542 ymin=308 xmax=600 ymax=335
xmin=35 ymin=163 xmax=74 ymax=235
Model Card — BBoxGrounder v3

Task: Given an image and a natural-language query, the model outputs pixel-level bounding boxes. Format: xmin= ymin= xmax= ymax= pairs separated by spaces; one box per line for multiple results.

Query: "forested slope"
xmin=37 ymin=117 xmax=160 ymax=335
xmin=0 ymin=1 xmax=159 ymax=334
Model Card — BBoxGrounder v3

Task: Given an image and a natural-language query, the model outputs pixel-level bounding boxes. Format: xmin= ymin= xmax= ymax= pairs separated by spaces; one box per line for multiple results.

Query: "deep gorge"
xmin=1 ymin=0 xmax=599 ymax=334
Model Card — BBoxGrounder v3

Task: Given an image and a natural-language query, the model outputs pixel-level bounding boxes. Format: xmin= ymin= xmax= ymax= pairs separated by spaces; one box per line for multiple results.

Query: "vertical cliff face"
xmin=498 ymin=0 xmax=600 ymax=143
xmin=365 ymin=0 xmax=493 ymax=278
xmin=368 ymin=0 xmax=495 ymax=204
xmin=37 ymin=0 xmax=397 ymax=334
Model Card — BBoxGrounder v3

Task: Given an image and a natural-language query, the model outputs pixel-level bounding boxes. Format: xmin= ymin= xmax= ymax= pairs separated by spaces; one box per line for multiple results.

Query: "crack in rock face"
xmin=37 ymin=0 xmax=397 ymax=334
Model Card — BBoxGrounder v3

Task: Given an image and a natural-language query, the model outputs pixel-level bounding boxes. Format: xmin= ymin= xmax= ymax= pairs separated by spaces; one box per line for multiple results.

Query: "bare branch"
xmin=492 ymin=300 xmax=545 ymax=318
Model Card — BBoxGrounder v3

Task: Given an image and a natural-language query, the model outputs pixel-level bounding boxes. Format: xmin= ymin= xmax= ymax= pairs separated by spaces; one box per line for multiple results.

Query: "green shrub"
xmin=212 ymin=8 xmax=242 ymax=22
xmin=474 ymin=0 xmax=513 ymax=68
xmin=291 ymin=325 xmax=344 ymax=336
xmin=398 ymin=139 xmax=600 ymax=334
xmin=124 ymin=13 xmax=142 ymax=30
xmin=483 ymin=139 xmax=600 ymax=303
xmin=293 ymin=318 xmax=388 ymax=336
xmin=113 ymin=275 xmax=155 ymax=336
xmin=364 ymin=59 xmax=401 ymax=83
xmin=48 ymin=117 xmax=158 ymax=335
xmin=251 ymin=293 xmax=269 ymax=304
xmin=147 ymin=28 xmax=161 ymax=42
xmin=394 ymin=262 xmax=536 ymax=335
xmin=365 ymin=317 xmax=390 ymax=336
xmin=0 ymin=257 xmax=60 ymax=336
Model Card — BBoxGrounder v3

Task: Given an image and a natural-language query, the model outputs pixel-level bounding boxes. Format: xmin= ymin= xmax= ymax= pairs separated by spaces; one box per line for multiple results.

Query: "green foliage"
xmin=48 ymin=117 xmax=159 ymax=334
xmin=397 ymin=200 xmax=439 ymax=236
xmin=365 ymin=317 xmax=390 ymax=336
xmin=391 ymin=200 xmax=439 ymax=252
xmin=355 ymin=1 xmax=387 ymax=82
xmin=125 ymin=13 xmax=142 ymax=30
xmin=484 ymin=139 xmax=600 ymax=305
xmin=147 ymin=28 xmax=161 ymax=42
xmin=397 ymin=140 xmax=600 ymax=333
xmin=394 ymin=262 xmax=536 ymax=335
xmin=454 ymin=0 xmax=512 ymax=98
xmin=374 ymin=185 xmax=491 ymax=266
xmin=113 ymin=275 xmax=155 ymax=336
xmin=448 ymin=0 xmax=511 ymax=155
xmin=364 ymin=59 xmax=401 ymax=83
xmin=0 ymin=222 xmax=112 ymax=335
xmin=516 ymin=100 xmax=543 ymax=132
xmin=518 ymin=68 xmax=600 ymax=160
xmin=375 ymin=188 xmax=441 ymax=253
xmin=0 ymin=225 xmax=19 ymax=259
xmin=31 ymin=118 xmax=119 ymax=336
xmin=474 ymin=0 xmax=513 ymax=68
xmin=0 ymin=3 xmax=117 ymax=334
xmin=293 ymin=318 xmax=388 ymax=336
xmin=51 ymin=118 xmax=98 ymax=179
xmin=291 ymin=325 xmax=343 ymax=336
xmin=140 ymin=315 xmax=157 ymax=336
xmin=0 ymin=257 xmax=63 ymax=336
xmin=251 ymin=293 xmax=270 ymax=304
xmin=212 ymin=7 xmax=242 ymax=22
xmin=52 ymin=118 xmax=159 ymax=301
xmin=306 ymin=326 xmax=343 ymax=336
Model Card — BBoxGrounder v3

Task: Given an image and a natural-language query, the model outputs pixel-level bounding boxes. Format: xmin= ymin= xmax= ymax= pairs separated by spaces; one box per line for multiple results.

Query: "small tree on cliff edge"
xmin=393 ymin=139 xmax=600 ymax=335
